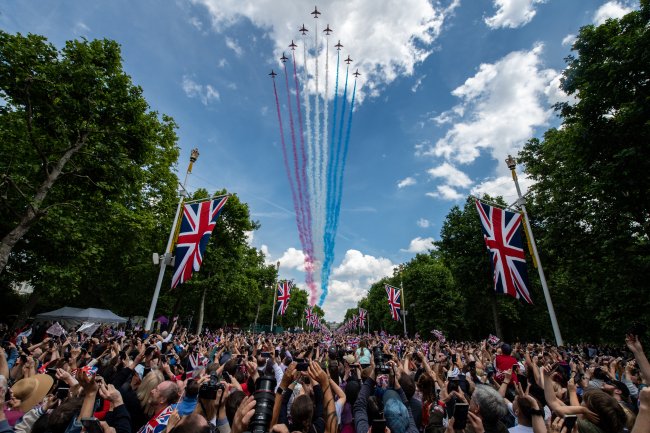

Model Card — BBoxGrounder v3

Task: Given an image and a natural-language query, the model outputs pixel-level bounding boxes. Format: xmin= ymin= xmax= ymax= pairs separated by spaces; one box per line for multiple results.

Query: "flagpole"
xmin=399 ymin=265 xmax=407 ymax=337
xmin=270 ymin=261 xmax=280 ymax=333
xmin=506 ymin=155 xmax=563 ymax=346
xmin=145 ymin=148 xmax=199 ymax=331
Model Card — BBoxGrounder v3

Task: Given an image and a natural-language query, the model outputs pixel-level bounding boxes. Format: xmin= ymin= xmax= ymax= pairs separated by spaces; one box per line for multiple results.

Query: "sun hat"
xmin=11 ymin=374 xmax=54 ymax=412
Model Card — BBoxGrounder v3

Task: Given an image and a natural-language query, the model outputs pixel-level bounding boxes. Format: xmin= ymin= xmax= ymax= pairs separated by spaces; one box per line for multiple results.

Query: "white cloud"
xmin=182 ymin=75 xmax=220 ymax=105
xmin=332 ymin=249 xmax=395 ymax=280
xmin=73 ymin=22 xmax=90 ymax=35
xmin=320 ymin=249 xmax=396 ymax=321
xmin=397 ymin=177 xmax=417 ymax=188
xmin=411 ymin=75 xmax=426 ymax=93
xmin=426 ymin=185 xmax=464 ymax=200
xmin=218 ymin=58 xmax=229 ymax=68
xmin=430 ymin=43 xmax=557 ymax=165
xmin=470 ymin=173 xmax=534 ymax=203
xmin=427 ymin=162 xmax=472 ymax=188
xmin=188 ymin=16 xmax=204 ymax=31
xmin=192 ymin=0 xmax=460 ymax=103
xmin=276 ymin=247 xmax=307 ymax=271
xmin=417 ymin=218 xmax=431 ymax=228
xmin=401 ymin=236 xmax=435 ymax=253
xmin=593 ymin=1 xmax=634 ymax=25
xmin=245 ymin=231 xmax=254 ymax=245
xmin=544 ymin=72 xmax=575 ymax=106
xmin=561 ymin=34 xmax=576 ymax=47
xmin=225 ymin=37 xmax=243 ymax=57
xmin=485 ymin=0 xmax=545 ymax=29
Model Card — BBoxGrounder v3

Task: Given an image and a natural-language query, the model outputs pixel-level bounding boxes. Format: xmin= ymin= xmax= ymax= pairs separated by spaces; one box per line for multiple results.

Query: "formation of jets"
xmin=270 ymin=9 xmax=360 ymax=81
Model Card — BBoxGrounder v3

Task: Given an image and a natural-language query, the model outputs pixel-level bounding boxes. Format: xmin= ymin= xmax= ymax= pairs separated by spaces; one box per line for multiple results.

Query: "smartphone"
xmin=453 ymin=403 xmax=469 ymax=430
xmin=564 ymin=415 xmax=577 ymax=432
xmin=297 ymin=362 xmax=309 ymax=372
xmin=222 ymin=371 xmax=232 ymax=383
xmin=80 ymin=417 xmax=103 ymax=433
xmin=56 ymin=386 xmax=70 ymax=400
xmin=371 ymin=419 xmax=386 ymax=433
xmin=260 ymin=352 xmax=271 ymax=358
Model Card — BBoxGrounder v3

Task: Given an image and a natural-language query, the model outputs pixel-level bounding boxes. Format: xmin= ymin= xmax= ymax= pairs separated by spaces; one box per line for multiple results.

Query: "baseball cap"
xmin=382 ymin=390 xmax=410 ymax=433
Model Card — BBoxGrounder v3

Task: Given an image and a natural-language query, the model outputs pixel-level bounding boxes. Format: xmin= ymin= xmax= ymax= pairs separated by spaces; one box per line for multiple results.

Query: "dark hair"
xmin=168 ymin=413 xmax=211 ymax=433
xmin=344 ymin=379 xmax=360 ymax=407
xmin=514 ymin=395 xmax=533 ymax=421
xmin=226 ymin=390 xmax=246 ymax=426
xmin=501 ymin=344 xmax=512 ymax=356
xmin=417 ymin=373 xmax=436 ymax=404
xmin=291 ymin=394 xmax=315 ymax=433
xmin=399 ymin=373 xmax=416 ymax=399
xmin=47 ymin=396 xmax=84 ymax=433
xmin=185 ymin=379 xmax=200 ymax=398
xmin=367 ymin=395 xmax=383 ymax=420
xmin=582 ymin=389 xmax=626 ymax=433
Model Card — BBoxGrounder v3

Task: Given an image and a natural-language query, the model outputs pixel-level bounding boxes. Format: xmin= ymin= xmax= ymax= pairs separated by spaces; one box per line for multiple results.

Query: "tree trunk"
xmin=490 ymin=291 xmax=503 ymax=339
xmin=196 ymin=286 xmax=207 ymax=335
xmin=0 ymin=136 xmax=87 ymax=275
xmin=12 ymin=289 xmax=42 ymax=330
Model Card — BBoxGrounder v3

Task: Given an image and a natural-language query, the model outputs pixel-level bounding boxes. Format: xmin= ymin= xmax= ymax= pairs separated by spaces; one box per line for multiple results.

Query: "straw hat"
xmin=11 ymin=374 xmax=54 ymax=412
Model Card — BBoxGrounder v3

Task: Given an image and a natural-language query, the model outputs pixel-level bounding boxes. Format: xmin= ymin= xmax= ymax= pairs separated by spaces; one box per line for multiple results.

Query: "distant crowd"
xmin=1 ymin=318 xmax=649 ymax=433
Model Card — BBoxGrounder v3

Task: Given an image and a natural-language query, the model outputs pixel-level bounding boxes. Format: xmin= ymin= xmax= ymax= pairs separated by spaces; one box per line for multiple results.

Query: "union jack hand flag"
xmin=475 ymin=200 xmax=532 ymax=304
xmin=276 ymin=280 xmax=293 ymax=316
xmin=384 ymin=284 xmax=402 ymax=321
xmin=358 ymin=308 xmax=367 ymax=328
xmin=171 ymin=196 xmax=229 ymax=289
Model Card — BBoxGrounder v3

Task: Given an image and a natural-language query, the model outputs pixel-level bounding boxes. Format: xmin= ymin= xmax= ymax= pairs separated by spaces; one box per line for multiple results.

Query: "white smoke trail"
xmin=302 ymin=33 xmax=312 ymax=235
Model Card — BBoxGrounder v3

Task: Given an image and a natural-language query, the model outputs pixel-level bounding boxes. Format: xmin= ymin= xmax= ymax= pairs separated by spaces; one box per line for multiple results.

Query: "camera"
xmin=199 ymin=375 xmax=225 ymax=400
xmin=373 ymin=346 xmax=390 ymax=375
xmin=247 ymin=375 xmax=277 ymax=433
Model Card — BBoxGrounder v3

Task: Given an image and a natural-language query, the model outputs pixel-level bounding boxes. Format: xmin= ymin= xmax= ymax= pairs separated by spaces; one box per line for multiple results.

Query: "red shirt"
xmin=495 ymin=354 xmax=519 ymax=384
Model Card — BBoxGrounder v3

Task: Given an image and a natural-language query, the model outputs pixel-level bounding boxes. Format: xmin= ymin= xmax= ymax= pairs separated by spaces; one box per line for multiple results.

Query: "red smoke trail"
xmin=291 ymin=51 xmax=318 ymax=302
xmin=283 ymin=64 xmax=316 ymax=297
xmin=273 ymin=78 xmax=306 ymax=252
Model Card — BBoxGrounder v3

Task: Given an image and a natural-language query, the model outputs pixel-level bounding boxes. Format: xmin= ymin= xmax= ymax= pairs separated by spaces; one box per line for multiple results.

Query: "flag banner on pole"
xmin=384 ymin=284 xmax=402 ymax=321
xmin=171 ymin=196 xmax=229 ymax=288
xmin=78 ymin=322 xmax=100 ymax=336
xmin=475 ymin=199 xmax=533 ymax=304
xmin=276 ymin=280 xmax=293 ymax=316
xmin=305 ymin=307 xmax=314 ymax=326
xmin=431 ymin=329 xmax=446 ymax=342
xmin=358 ymin=308 xmax=367 ymax=328
xmin=46 ymin=322 xmax=66 ymax=337
xmin=488 ymin=334 xmax=501 ymax=345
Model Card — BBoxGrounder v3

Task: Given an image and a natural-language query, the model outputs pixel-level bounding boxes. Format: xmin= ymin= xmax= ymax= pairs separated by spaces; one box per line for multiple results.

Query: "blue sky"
xmin=1 ymin=0 xmax=639 ymax=321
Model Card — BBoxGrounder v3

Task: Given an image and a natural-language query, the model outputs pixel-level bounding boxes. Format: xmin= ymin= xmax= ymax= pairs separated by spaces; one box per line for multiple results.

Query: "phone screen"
xmin=453 ymin=403 xmax=469 ymax=430
xmin=564 ymin=415 xmax=577 ymax=432
xmin=261 ymin=352 xmax=271 ymax=358
xmin=81 ymin=417 xmax=103 ymax=433
xmin=371 ymin=419 xmax=386 ymax=433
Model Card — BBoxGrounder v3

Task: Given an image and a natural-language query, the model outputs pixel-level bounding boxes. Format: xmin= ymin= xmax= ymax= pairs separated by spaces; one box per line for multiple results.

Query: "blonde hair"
xmin=137 ymin=369 xmax=164 ymax=416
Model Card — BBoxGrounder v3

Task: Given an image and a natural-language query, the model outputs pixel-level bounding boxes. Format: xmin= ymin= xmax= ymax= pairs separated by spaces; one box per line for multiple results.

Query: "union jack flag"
xmin=171 ymin=196 xmax=229 ymax=288
xmin=305 ymin=307 xmax=314 ymax=326
xmin=276 ymin=280 xmax=293 ymax=316
xmin=358 ymin=308 xmax=367 ymax=328
xmin=475 ymin=200 xmax=532 ymax=304
xmin=385 ymin=284 xmax=402 ymax=321
xmin=138 ymin=404 xmax=178 ymax=433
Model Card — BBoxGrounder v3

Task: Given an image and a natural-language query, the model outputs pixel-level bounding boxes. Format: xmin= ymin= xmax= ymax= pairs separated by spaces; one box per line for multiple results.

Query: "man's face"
xmin=150 ymin=382 xmax=168 ymax=405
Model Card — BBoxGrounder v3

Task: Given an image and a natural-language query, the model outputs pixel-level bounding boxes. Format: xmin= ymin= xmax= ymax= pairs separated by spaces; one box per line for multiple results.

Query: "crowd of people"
xmin=0 ymin=319 xmax=649 ymax=433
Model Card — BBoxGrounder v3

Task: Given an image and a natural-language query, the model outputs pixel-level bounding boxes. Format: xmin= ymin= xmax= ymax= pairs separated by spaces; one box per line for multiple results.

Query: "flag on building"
xmin=475 ymin=199 xmax=533 ymax=304
xmin=171 ymin=196 xmax=229 ymax=289
xmin=276 ymin=280 xmax=293 ymax=316
xmin=384 ymin=284 xmax=402 ymax=321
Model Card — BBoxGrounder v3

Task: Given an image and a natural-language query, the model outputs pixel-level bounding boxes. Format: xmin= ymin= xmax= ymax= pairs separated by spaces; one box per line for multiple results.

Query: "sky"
xmin=1 ymin=0 xmax=639 ymax=322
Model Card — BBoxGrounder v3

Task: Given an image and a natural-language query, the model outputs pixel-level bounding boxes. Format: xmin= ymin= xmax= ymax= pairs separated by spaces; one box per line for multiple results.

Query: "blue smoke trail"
xmin=320 ymin=65 xmax=349 ymax=305
xmin=330 ymin=80 xmax=357 ymax=267
xmin=321 ymin=51 xmax=341 ymax=303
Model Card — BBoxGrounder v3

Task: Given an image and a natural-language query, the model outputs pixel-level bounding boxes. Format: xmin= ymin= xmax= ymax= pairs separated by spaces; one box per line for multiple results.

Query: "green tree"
xmin=519 ymin=1 xmax=650 ymax=341
xmin=0 ymin=32 xmax=179 ymax=319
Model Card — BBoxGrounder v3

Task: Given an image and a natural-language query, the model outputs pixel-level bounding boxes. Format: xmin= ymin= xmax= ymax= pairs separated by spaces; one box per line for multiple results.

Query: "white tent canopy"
xmin=36 ymin=306 xmax=127 ymax=327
